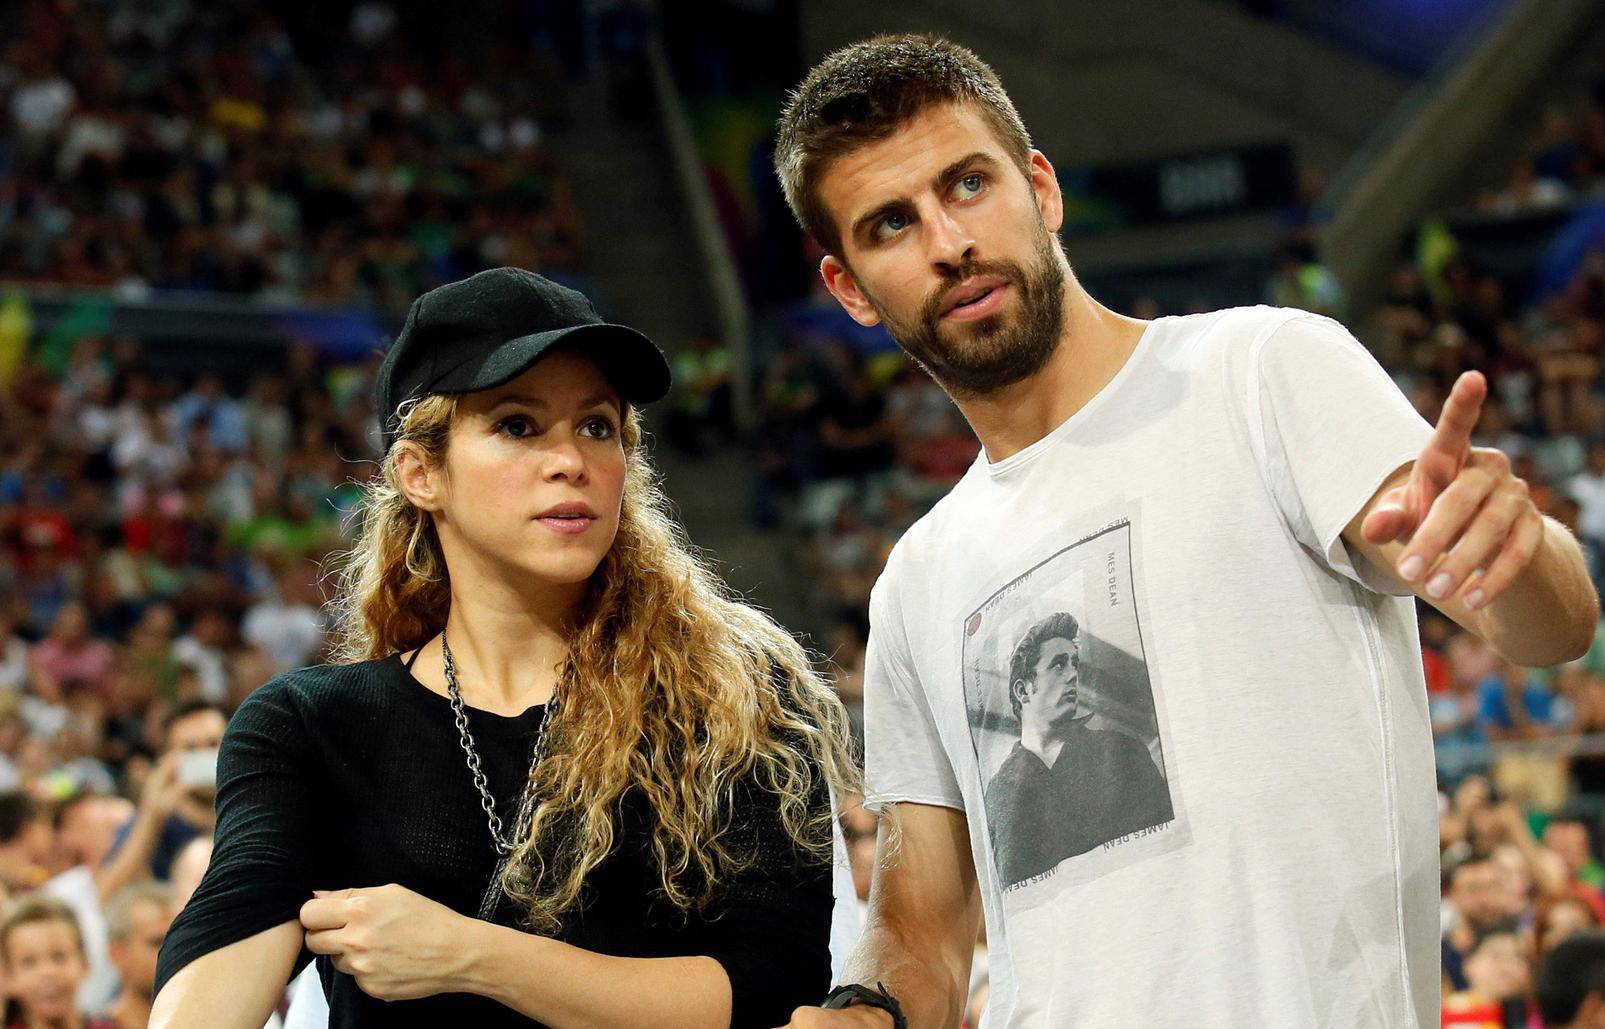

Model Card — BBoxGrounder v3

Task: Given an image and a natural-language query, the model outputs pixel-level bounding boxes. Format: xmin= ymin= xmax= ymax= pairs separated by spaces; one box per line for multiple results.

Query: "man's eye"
xmin=875 ymin=213 xmax=910 ymax=239
xmin=956 ymin=173 xmax=984 ymax=198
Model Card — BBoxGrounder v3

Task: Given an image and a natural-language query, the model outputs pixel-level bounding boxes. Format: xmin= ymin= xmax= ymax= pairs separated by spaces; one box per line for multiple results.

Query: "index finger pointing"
xmin=1425 ymin=371 xmax=1486 ymax=465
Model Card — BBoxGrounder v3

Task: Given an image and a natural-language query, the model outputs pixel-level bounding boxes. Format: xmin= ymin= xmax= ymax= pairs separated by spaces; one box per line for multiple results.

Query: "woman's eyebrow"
xmin=488 ymin=392 xmax=617 ymax=411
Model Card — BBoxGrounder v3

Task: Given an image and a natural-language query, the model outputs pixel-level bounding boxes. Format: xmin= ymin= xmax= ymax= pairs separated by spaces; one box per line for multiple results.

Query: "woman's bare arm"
xmin=149 ymin=920 xmax=302 ymax=1029
xmin=463 ymin=929 xmax=733 ymax=1028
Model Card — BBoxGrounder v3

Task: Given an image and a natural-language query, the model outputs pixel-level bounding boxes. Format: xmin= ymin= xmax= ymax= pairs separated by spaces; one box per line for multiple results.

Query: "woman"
xmin=149 ymin=268 xmax=860 ymax=1027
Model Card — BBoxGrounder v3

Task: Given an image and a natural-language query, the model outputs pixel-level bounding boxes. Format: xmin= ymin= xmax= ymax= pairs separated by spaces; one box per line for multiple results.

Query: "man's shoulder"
xmin=873 ymin=467 xmax=987 ymax=585
xmin=1155 ymin=304 xmax=1331 ymax=361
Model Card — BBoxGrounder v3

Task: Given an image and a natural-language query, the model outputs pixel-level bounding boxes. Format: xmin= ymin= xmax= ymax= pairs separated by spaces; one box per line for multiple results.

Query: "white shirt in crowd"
xmin=241 ymin=602 xmax=326 ymax=675
xmin=1570 ymin=467 xmax=1605 ymax=543
xmin=172 ymin=634 xmax=230 ymax=703
xmin=864 ymin=307 xmax=1438 ymax=1027
xmin=42 ymin=865 xmax=117 ymax=1013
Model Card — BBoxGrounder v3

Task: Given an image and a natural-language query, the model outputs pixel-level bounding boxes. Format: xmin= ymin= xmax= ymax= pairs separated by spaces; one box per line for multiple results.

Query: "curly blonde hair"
xmin=330 ymin=393 xmax=861 ymax=931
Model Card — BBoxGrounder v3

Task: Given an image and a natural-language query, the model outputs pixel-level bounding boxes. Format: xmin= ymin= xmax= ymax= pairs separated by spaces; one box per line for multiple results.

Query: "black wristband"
xmin=820 ymin=980 xmax=908 ymax=1028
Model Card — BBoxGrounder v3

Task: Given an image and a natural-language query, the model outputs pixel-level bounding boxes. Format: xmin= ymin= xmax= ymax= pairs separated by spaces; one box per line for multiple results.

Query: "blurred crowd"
xmin=1476 ymin=73 xmax=1605 ymax=216
xmin=0 ymin=0 xmax=586 ymax=312
xmin=0 ymin=325 xmax=375 ymax=1023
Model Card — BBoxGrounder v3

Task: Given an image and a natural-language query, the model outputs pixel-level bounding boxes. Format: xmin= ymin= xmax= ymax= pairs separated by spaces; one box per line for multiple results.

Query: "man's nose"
xmin=924 ymin=206 xmax=975 ymax=271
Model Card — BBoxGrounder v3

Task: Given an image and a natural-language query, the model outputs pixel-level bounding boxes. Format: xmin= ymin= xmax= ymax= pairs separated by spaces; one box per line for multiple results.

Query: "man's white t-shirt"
xmin=863 ymin=306 xmax=1439 ymax=1028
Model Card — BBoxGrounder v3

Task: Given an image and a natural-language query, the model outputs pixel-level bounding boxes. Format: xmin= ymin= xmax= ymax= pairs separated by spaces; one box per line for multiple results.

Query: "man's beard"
xmin=865 ymin=228 xmax=1067 ymax=399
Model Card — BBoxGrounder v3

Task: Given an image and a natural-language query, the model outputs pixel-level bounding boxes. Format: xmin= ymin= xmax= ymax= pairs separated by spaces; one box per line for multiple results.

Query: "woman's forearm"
xmin=458 ymin=920 xmax=732 ymax=1028
xmin=149 ymin=920 xmax=302 ymax=1029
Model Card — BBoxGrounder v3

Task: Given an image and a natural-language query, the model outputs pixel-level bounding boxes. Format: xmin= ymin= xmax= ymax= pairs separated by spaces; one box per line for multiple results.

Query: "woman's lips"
xmin=537 ymin=516 xmax=596 ymax=534
xmin=942 ymin=282 xmax=1010 ymax=322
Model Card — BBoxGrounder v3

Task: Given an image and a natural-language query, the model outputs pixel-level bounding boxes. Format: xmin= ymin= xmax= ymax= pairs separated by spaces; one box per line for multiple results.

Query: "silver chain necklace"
xmin=440 ymin=632 xmax=558 ymax=894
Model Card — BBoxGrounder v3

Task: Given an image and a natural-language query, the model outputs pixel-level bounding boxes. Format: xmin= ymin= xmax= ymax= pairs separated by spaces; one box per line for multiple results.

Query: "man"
xmin=1443 ymin=857 xmax=1512 ymax=990
xmin=1540 ymin=928 xmax=1605 ymax=1028
xmin=1443 ymin=926 xmax=1530 ymax=1027
xmin=984 ymin=612 xmax=1170 ymax=887
xmin=106 ymin=701 xmax=224 ymax=881
xmin=46 ymin=759 xmax=188 ymax=1013
xmin=104 ymin=882 xmax=175 ymax=1029
xmin=0 ymin=791 xmax=54 ymax=892
xmin=772 ymin=34 xmax=1597 ymax=1028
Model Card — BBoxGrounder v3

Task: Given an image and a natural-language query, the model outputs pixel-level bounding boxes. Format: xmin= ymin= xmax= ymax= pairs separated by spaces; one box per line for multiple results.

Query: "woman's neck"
xmin=429 ymin=578 xmax=581 ymax=714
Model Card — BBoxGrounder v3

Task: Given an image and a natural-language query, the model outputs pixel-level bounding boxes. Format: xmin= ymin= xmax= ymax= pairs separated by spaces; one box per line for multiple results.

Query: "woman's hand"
xmin=300 ymin=884 xmax=482 ymax=1001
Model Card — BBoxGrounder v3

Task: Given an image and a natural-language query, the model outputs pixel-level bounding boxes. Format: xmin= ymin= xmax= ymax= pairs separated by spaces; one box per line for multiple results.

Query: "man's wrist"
xmin=821 ymin=981 xmax=907 ymax=1028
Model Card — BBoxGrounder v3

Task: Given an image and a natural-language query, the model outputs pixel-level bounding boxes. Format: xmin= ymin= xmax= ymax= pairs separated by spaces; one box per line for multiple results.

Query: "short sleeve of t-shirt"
xmin=861 ymin=560 xmax=965 ymax=814
xmin=154 ymin=675 xmax=319 ymax=997
xmin=1250 ymin=312 xmax=1435 ymax=595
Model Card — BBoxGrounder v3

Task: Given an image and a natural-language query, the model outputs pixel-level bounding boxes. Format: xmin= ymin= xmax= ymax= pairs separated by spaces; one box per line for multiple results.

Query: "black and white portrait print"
xmin=963 ymin=521 xmax=1177 ymax=891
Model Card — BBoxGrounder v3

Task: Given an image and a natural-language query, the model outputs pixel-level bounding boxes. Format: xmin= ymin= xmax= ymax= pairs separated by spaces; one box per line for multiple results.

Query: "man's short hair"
xmin=0 ymin=791 xmax=43 ymax=845
xmin=105 ymin=882 xmax=174 ymax=941
xmin=774 ymin=33 xmax=1033 ymax=256
xmin=1539 ymin=928 xmax=1605 ymax=1025
xmin=1006 ymin=612 xmax=1079 ymax=722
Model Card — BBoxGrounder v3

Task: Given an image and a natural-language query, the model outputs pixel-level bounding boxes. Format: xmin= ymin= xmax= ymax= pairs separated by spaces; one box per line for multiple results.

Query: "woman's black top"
xmin=153 ymin=654 xmax=836 ymax=1027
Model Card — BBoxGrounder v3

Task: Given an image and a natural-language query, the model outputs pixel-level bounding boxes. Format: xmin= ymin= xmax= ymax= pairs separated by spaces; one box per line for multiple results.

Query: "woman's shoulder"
xmin=233 ymin=655 xmax=406 ymax=726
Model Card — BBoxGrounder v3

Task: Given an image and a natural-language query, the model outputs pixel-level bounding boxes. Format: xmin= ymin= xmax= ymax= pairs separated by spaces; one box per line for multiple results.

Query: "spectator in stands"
xmin=1571 ymin=439 xmax=1605 ymax=591
xmin=1478 ymin=658 xmax=1565 ymax=742
xmin=0 ymin=895 xmax=117 ymax=1029
xmin=30 ymin=604 xmax=114 ymax=703
xmin=47 ymin=755 xmax=194 ymax=1013
xmin=1432 ymin=659 xmax=1489 ymax=784
xmin=1443 ymin=927 xmax=1532 ymax=1027
xmin=0 ymin=3 xmax=589 ymax=305
xmin=1539 ymin=927 xmax=1605 ymax=1028
xmin=106 ymin=703 xmax=224 ymax=885
xmin=813 ymin=341 xmax=895 ymax=482
xmin=0 ymin=793 xmax=54 ymax=896
xmin=1539 ymin=895 xmax=1601 ymax=957
xmin=240 ymin=564 xmax=327 ymax=676
xmin=666 ymin=333 xmax=735 ymax=455
xmin=1547 ymin=819 xmax=1605 ymax=892
xmin=1447 ymin=857 xmax=1514 ymax=989
xmin=103 ymin=883 xmax=175 ymax=1029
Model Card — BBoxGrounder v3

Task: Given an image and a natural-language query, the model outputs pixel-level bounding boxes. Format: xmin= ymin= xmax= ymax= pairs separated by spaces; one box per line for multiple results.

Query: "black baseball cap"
xmin=375 ymin=267 xmax=671 ymax=447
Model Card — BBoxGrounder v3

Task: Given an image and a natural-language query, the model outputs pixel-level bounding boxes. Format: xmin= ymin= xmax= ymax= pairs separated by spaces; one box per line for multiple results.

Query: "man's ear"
xmin=393 ymin=443 xmax=443 ymax=512
xmin=821 ymin=255 xmax=882 ymax=328
xmin=1027 ymin=150 xmax=1064 ymax=235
